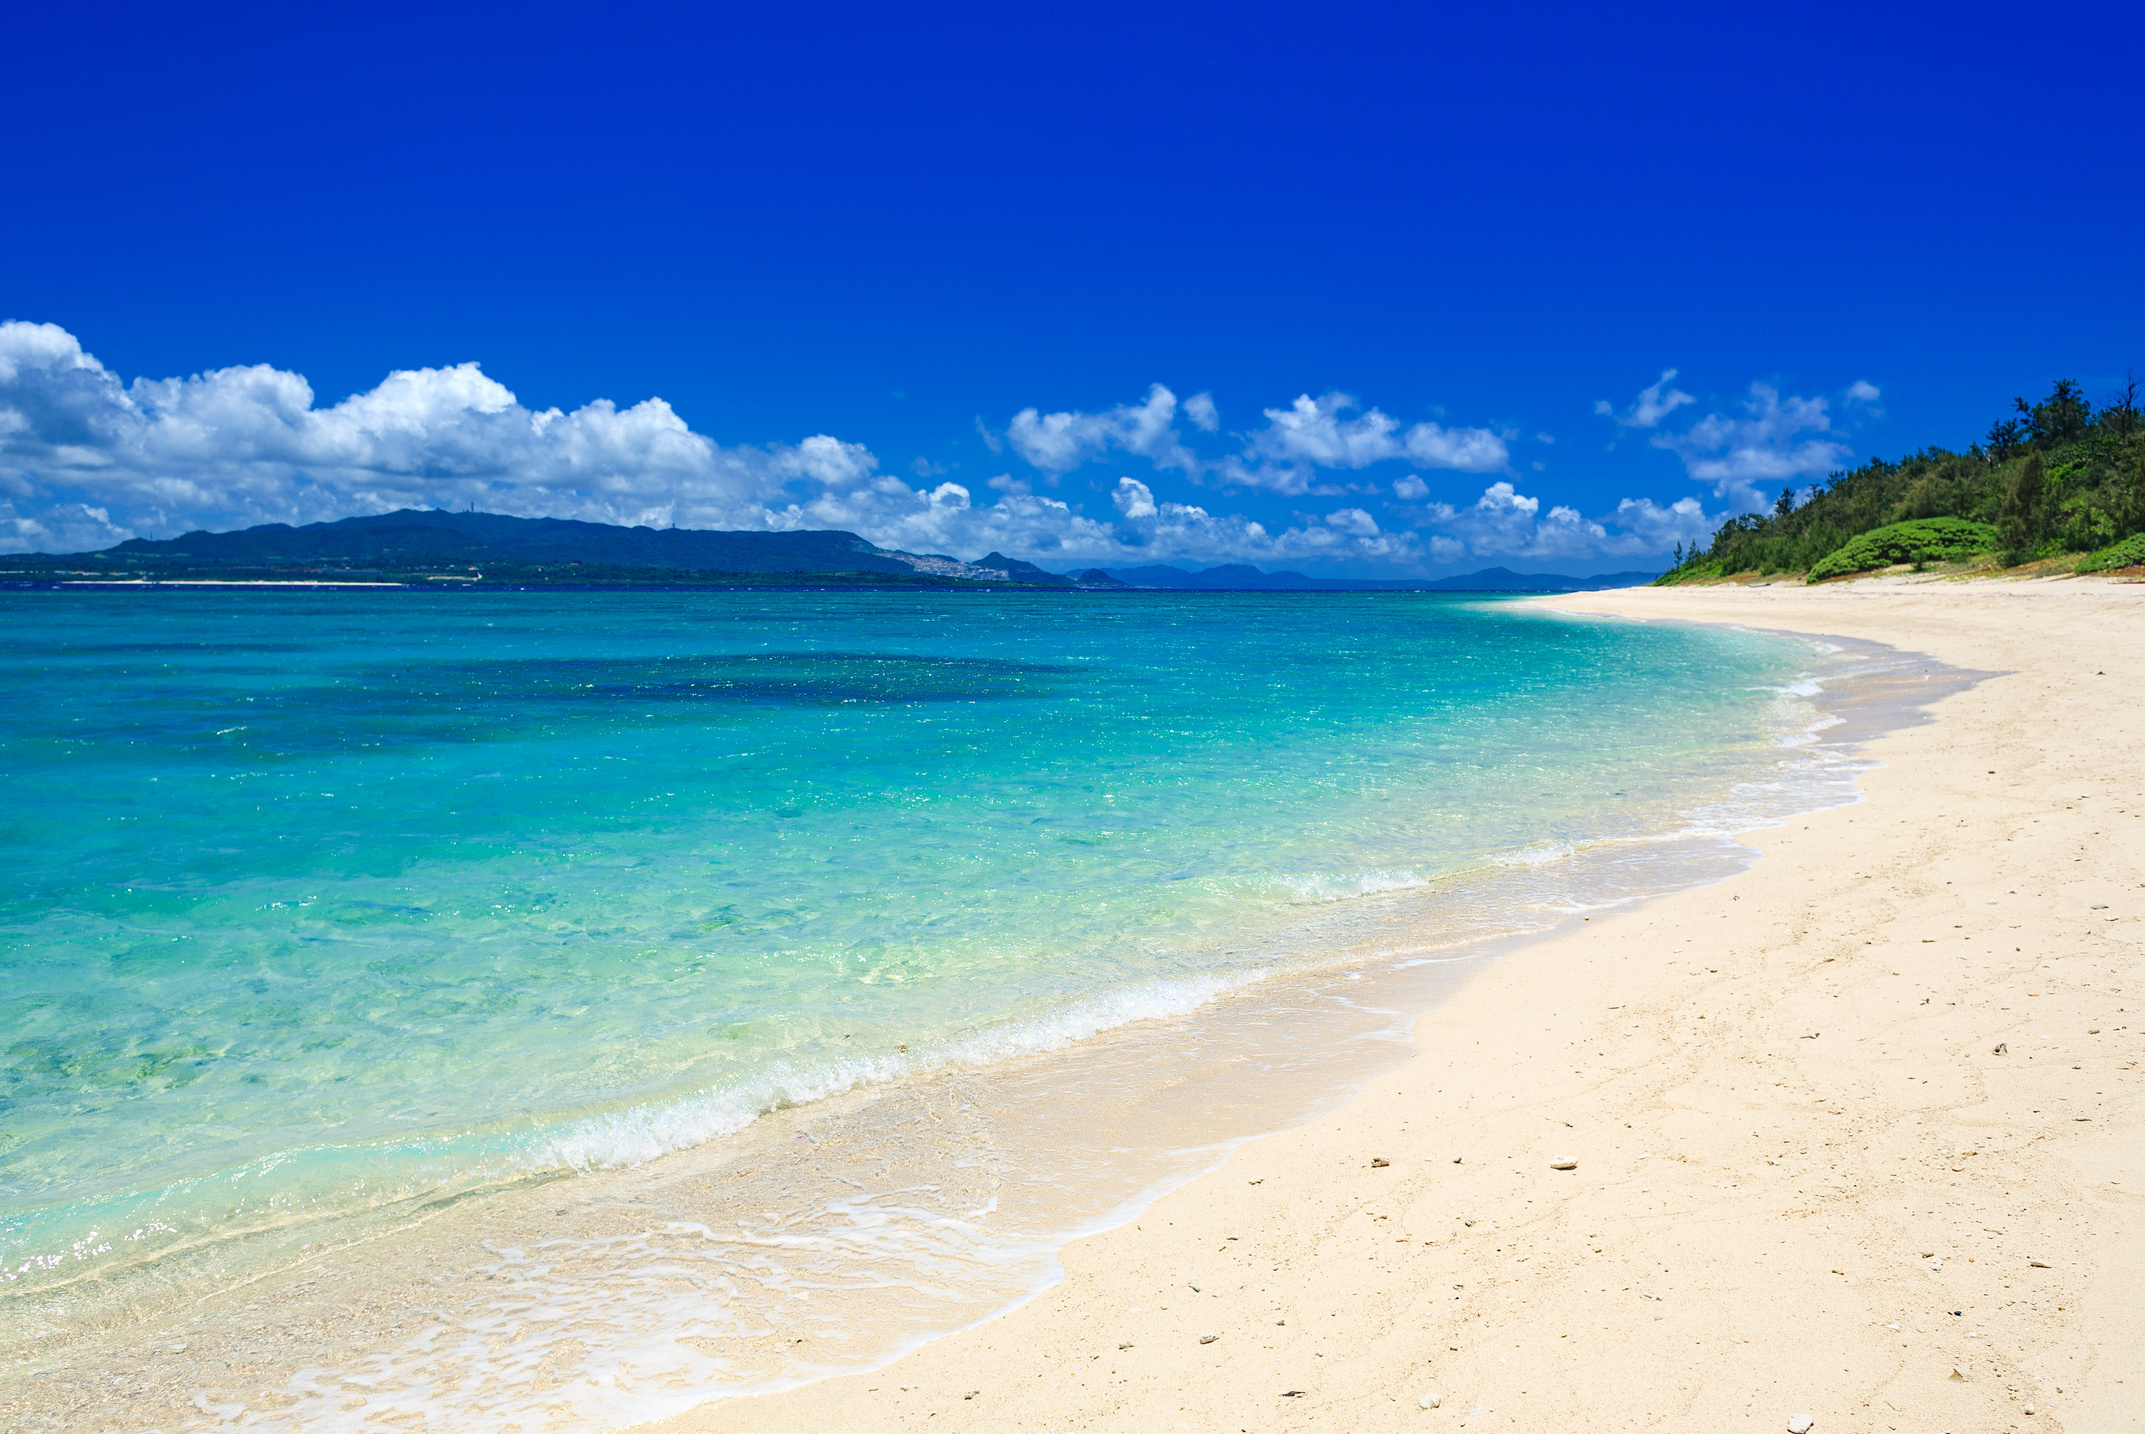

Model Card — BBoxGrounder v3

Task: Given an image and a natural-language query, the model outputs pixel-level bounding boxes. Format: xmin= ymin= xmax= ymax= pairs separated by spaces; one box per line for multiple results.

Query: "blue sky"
xmin=4 ymin=0 xmax=2139 ymax=573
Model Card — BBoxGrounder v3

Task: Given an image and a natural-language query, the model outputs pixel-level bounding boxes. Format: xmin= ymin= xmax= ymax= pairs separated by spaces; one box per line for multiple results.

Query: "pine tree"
xmin=2119 ymin=450 xmax=2145 ymax=539
xmin=1998 ymin=453 xmax=2049 ymax=564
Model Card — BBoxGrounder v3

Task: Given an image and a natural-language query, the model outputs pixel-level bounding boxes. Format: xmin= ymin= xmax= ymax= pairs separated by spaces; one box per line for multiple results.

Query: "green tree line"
xmin=1660 ymin=377 xmax=2145 ymax=582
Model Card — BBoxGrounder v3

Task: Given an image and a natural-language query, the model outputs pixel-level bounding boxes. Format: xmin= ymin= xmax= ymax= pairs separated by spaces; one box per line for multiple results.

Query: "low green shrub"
xmin=2074 ymin=532 xmax=2145 ymax=574
xmin=1805 ymin=518 xmax=2000 ymax=582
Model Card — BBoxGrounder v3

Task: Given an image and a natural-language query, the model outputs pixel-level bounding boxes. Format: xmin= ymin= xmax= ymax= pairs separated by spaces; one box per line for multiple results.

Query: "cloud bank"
xmin=0 ymin=321 xmax=872 ymax=553
xmin=1003 ymin=385 xmax=1511 ymax=497
xmin=1 ymin=322 xmax=1702 ymax=571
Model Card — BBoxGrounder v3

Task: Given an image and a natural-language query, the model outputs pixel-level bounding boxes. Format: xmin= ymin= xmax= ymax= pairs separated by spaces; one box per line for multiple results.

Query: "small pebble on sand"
xmin=1199 ymin=1333 xmax=1219 ymax=1345
xmin=1420 ymin=1392 xmax=1441 ymax=1409
xmin=1549 ymin=1159 xmax=1577 ymax=1171
xmin=1787 ymin=1416 xmax=1813 ymax=1433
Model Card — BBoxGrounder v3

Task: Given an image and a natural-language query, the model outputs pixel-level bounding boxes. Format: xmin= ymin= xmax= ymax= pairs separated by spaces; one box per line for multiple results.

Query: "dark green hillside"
xmin=104 ymin=510 xmax=927 ymax=575
xmin=1661 ymin=379 xmax=2145 ymax=583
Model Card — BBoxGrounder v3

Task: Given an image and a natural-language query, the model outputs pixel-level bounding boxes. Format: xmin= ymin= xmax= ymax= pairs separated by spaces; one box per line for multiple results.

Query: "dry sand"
xmin=648 ymin=576 xmax=2142 ymax=1434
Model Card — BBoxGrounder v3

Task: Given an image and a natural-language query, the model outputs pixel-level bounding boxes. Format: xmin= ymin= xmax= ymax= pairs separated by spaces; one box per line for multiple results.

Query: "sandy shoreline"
xmin=646 ymin=577 xmax=2141 ymax=1434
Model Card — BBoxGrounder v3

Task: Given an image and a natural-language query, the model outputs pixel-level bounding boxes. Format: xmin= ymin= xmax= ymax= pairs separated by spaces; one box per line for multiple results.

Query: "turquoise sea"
xmin=1 ymin=589 xmax=1856 ymax=1429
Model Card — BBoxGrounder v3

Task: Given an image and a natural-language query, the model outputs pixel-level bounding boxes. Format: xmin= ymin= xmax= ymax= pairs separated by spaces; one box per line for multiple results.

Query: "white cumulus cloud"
xmin=1610 ymin=495 xmax=1714 ymax=549
xmin=997 ymin=385 xmax=1508 ymax=497
xmin=1004 ymin=383 xmax=1199 ymax=475
xmin=1597 ymin=370 xmax=1885 ymax=514
xmin=1323 ymin=506 xmax=1380 ymax=537
xmin=1112 ymin=476 xmax=1158 ymax=519
xmin=1651 ymin=382 xmax=1850 ymax=508
xmin=1595 ymin=369 xmax=1695 ymax=428
xmin=1844 ymin=379 xmax=1883 ymax=415
xmin=1418 ymin=481 xmax=1715 ymax=565
xmin=1221 ymin=392 xmax=1508 ymax=493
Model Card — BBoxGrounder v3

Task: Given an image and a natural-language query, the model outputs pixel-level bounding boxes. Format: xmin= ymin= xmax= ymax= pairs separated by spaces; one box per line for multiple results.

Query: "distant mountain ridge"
xmin=104 ymin=509 xmax=936 ymax=576
xmin=56 ymin=509 xmax=1656 ymax=590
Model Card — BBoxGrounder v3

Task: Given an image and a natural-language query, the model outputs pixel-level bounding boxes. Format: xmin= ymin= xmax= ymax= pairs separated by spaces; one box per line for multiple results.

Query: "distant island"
xmin=1 ymin=509 xmax=1658 ymax=593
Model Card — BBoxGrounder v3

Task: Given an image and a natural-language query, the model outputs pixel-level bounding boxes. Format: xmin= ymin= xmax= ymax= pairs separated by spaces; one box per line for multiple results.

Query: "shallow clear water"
xmin=0 ymin=588 xmax=1840 ymax=1426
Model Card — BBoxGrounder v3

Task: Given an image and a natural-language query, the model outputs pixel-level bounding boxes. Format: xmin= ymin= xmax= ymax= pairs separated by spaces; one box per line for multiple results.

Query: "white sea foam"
xmin=519 ymin=972 xmax=1242 ymax=1175
xmin=1273 ymin=868 xmax=1432 ymax=901
xmin=1493 ymin=840 xmax=1575 ymax=868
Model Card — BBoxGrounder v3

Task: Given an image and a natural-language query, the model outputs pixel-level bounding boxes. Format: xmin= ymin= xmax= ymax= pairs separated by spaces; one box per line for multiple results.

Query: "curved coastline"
xmin=637 ymin=576 xmax=2141 ymax=1434
xmin=9 ymin=589 xmax=2080 ymax=1434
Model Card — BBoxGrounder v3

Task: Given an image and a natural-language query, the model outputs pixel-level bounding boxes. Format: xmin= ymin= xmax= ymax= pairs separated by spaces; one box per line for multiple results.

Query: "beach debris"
xmin=1993 ymin=1043 xmax=2007 ymax=1055
xmin=1787 ymin=1416 xmax=1814 ymax=1433
xmin=1950 ymin=1366 xmax=1967 ymax=1381
xmin=1372 ymin=1157 xmax=1391 ymax=1168
xmin=2029 ymin=1260 xmax=2051 ymax=1268
xmin=2025 ymin=1404 xmax=2035 ymax=1415
xmin=1119 ymin=1342 xmax=1134 ymax=1350
xmin=1549 ymin=1159 xmax=1578 ymax=1171
xmin=1199 ymin=1333 xmax=1220 ymax=1345
xmin=1453 ymin=1156 xmax=1464 ymax=1164
xmin=1420 ymin=1392 xmax=1442 ymax=1409
xmin=963 ymin=1391 xmax=977 ymax=1400
xmin=1928 ymin=1257 xmax=1943 ymax=1271
xmin=1281 ymin=1390 xmax=1306 ymax=1398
